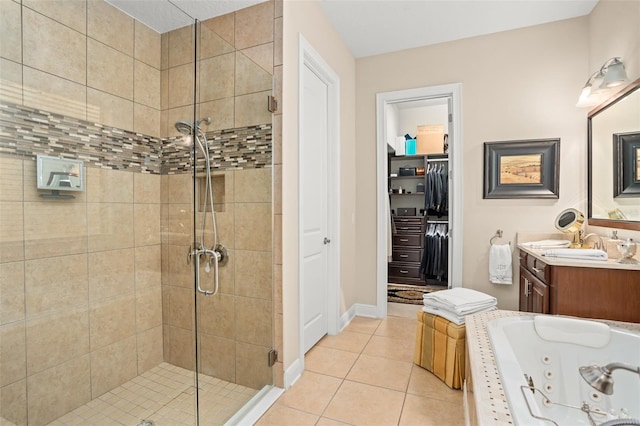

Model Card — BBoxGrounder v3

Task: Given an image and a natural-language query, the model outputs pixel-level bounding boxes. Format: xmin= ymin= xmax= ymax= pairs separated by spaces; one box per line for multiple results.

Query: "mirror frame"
xmin=588 ymin=78 xmax=640 ymax=231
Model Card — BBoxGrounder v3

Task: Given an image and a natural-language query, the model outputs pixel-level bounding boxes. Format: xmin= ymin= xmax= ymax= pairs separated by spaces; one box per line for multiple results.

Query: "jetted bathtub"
xmin=486 ymin=315 xmax=640 ymax=425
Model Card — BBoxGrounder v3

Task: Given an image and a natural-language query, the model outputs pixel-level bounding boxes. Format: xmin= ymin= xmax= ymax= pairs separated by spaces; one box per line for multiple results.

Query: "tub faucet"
xmin=579 ymin=362 xmax=640 ymax=395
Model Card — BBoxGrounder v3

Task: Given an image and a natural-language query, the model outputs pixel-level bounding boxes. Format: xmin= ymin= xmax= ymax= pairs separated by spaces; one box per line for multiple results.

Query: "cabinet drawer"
xmin=393 ymin=216 xmax=422 ymax=224
xmin=525 ymin=255 xmax=549 ymax=282
xmin=393 ymin=234 xmax=422 ymax=247
xmin=392 ymin=249 xmax=422 ymax=262
xmin=395 ymin=224 xmax=423 ymax=234
xmin=388 ymin=262 xmax=421 ymax=278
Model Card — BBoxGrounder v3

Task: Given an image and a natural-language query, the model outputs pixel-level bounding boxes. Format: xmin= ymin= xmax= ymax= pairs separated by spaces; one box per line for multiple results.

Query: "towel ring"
xmin=490 ymin=229 xmax=510 ymax=246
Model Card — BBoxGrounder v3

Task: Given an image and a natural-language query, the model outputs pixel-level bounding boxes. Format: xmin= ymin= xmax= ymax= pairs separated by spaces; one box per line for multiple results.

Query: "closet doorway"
xmin=375 ymin=84 xmax=463 ymax=318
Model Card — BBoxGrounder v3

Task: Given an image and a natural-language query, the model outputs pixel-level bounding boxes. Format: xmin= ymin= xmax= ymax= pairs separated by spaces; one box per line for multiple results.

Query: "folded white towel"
xmin=424 ymin=298 xmax=496 ymax=316
xmin=422 ymin=306 xmax=466 ymax=325
xmin=422 ymin=305 xmax=497 ymax=325
xmin=423 ymin=288 xmax=497 ymax=315
xmin=521 ymin=239 xmax=571 ymax=249
xmin=489 ymin=244 xmax=512 ymax=284
xmin=542 ymin=248 xmax=608 ymax=261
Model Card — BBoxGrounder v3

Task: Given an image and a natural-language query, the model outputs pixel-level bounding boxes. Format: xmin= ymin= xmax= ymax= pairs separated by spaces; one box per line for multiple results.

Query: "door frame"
xmin=297 ymin=35 xmax=341 ymax=364
xmin=375 ymin=84 xmax=463 ymax=318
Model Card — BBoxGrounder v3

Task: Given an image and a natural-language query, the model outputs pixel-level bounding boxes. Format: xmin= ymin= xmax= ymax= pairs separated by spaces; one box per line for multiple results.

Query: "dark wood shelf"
xmin=389 ymin=176 xmax=424 ymax=180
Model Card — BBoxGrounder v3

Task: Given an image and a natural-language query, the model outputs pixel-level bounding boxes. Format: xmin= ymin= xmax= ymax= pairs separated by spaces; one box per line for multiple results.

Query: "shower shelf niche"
xmin=197 ymin=174 xmax=225 ymax=213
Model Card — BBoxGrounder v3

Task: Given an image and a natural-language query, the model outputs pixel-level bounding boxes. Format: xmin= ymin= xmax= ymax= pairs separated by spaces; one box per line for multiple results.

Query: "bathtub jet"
xmin=579 ymin=363 xmax=640 ymax=395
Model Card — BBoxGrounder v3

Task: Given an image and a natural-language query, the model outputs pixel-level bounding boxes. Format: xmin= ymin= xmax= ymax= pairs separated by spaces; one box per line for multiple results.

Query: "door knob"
xmin=323 ymin=237 xmax=331 ymax=245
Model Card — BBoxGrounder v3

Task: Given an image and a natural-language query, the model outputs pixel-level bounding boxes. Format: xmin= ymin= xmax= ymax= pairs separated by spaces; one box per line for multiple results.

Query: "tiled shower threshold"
xmin=30 ymin=363 xmax=259 ymax=426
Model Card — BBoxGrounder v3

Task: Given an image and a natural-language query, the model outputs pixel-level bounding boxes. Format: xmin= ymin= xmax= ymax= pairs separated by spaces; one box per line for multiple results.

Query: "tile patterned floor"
xmin=45 ymin=363 xmax=257 ymax=426
xmin=256 ymin=303 xmax=465 ymax=426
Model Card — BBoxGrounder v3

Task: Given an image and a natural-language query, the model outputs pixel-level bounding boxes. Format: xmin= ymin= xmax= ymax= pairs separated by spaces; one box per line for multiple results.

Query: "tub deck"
xmin=465 ymin=310 xmax=640 ymax=425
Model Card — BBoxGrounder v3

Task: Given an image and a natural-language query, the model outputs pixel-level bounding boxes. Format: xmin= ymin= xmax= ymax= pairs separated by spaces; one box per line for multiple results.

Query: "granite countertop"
xmin=465 ymin=310 xmax=640 ymax=425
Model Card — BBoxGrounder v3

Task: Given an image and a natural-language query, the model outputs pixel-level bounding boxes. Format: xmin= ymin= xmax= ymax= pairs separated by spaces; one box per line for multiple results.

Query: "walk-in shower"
xmin=0 ymin=0 xmax=276 ymax=424
xmin=176 ymin=118 xmax=229 ymax=296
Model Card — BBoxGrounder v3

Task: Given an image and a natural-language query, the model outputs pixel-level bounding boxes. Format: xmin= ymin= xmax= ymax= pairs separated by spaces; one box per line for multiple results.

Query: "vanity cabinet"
xmin=518 ymin=250 xmax=640 ymax=323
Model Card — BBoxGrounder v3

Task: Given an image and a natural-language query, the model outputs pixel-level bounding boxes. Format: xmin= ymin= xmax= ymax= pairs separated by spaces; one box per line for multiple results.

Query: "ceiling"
xmin=107 ymin=0 xmax=598 ymax=58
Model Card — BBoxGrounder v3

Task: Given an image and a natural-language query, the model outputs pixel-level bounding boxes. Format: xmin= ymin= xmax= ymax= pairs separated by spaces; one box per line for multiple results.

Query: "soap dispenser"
xmin=606 ymin=230 xmax=623 ymax=259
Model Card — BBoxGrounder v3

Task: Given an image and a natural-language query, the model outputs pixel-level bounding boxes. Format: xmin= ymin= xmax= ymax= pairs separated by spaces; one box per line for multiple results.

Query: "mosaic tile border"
xmin=162 ymin=124 xmax=272 ymax=174
xmin=0 ymin=102 xmax=272 ymax=174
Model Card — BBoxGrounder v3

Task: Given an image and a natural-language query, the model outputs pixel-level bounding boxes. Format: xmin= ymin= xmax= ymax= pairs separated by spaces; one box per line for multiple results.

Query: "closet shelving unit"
xmin=388 ymin=152 xmax=449 ymax=286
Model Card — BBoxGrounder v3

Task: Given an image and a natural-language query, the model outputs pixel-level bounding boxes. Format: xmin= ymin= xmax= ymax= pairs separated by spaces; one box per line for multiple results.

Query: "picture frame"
xmin=613 ymin=131 xmax=640 ymax=198
xmin=483 ymin=138 xmax=560 ymax=199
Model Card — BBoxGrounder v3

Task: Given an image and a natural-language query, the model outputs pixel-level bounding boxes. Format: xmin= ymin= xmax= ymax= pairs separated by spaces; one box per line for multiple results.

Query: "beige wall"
xmin=355 ymin=0 xmax=640 ymax=312
xmin=357 ymin=18 xmax=590 ymax=310
xmin=160 ymin=168 xmax=274 ymax=390
xmin=0 ymin=0 xmax=162 ymax=137
xmin=282 ymin=0 xmax=357 ymax=371
xmin=0 ymin=161 xmax=163 ymax=426
xmin=162 ymin=2 xmax=275 ymax=137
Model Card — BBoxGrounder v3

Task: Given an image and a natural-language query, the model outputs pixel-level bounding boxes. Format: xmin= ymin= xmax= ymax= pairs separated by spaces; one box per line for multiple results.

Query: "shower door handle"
xmin=194 ymin=249 xmax=215 ymax=296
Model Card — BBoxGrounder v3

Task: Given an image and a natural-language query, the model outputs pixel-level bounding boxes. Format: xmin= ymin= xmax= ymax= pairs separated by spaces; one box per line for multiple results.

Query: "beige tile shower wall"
xmin=162 ymin=1 xmax=274 ymax=137
xmin=159 ymin=0 xmax=278 ymax=390
xmin=0 ymin=158 xmax=163 ymax=426
xmin=161 ymin=167 xmax=273 ymax=390
xmin=0 ymin=0 xmax=161 ymax=137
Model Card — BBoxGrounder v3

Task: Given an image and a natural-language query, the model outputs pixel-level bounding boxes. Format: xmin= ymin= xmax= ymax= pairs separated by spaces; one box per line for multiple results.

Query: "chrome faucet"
xmin=579 ymin=362 xmax=640 ymax=395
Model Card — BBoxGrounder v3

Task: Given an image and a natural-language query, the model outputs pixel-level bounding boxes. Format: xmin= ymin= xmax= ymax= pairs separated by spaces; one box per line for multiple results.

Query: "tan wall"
xmin=356 ymin=18 xmax=590 ymax=310
xmin=0 ymin=160 xmax=163 ymax=426
xmin=160 ymin=168 xmax=274 ymax=390
xmin=161 ymin=2 xmax=275 ymax=137
xmin=0 ymin=0 xmax=162 ymax=137
xmin=282 ymin=0 xmax=357 ymax=371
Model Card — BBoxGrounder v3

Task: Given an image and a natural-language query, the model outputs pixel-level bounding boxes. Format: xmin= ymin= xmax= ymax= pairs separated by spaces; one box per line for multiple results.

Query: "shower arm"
xmin=602 ymin=363 xmax=640 ymax=375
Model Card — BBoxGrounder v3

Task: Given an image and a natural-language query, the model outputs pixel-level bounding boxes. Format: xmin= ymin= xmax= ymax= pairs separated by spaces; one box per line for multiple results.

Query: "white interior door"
xmin=301 ymin=63 xmax=330 ymax=353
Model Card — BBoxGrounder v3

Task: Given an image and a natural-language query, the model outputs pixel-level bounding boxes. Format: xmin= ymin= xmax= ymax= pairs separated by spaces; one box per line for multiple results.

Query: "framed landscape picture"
xmin=483 ymin=139 xmax=560 ymax=199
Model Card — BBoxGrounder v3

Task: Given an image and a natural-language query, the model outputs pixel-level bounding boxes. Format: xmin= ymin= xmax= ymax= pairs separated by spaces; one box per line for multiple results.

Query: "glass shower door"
xmin=190 ymin=14 xmax=276 ymax=424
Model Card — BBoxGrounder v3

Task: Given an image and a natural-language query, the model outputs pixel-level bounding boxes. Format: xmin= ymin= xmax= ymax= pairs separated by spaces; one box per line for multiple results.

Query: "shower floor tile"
xmin=40 ymin=363 xmax=258 ymax=426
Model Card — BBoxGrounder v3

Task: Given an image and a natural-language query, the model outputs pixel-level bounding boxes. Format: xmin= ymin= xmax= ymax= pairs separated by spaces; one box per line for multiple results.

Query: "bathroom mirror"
xmin=555 ymin=208 xmax=584 ymax=248
xmin=36 ymin=155 xmax=84 ymax=192
xmin=588 ymin=78 xmax=640 ymax=231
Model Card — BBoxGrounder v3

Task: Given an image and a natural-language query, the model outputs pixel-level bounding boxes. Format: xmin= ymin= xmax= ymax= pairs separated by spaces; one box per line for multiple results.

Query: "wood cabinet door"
xmin=531 ymin=279 xmax=549 ymax=314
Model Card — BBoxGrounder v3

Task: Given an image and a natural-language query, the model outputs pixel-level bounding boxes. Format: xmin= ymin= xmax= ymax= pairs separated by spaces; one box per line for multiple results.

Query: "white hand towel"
xmin=543 ymin=248 xmax=608 ymax=260
xmin=489 ymin=244 xmax=512 ymax=284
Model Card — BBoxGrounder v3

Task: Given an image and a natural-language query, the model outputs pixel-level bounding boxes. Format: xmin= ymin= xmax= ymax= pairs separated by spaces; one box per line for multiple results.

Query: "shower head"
xmin=579 ymin=365 xmax=614 ymax=395
xmin=174 ymin=117 xmax=212 ymax=135
xmin=579 ymin=362 xmax=640 ymax=395
xmin=175 ymin=120 xmax=193 ymax=135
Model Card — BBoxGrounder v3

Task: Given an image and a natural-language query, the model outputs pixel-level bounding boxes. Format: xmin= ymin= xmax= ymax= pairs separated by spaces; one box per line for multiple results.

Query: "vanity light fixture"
xmin=576 ymin=57 xmax=629 ymax=108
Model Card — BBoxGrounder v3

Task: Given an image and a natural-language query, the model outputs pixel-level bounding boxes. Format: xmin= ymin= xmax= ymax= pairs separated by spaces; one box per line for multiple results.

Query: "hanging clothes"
xmin=420 ymin=223 xmax=449 ymax=282
xmin=424 ymin=162 xmax=448 ymax=218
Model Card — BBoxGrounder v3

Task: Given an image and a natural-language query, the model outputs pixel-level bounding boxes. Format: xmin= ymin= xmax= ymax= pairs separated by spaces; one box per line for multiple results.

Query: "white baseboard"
xmin=228 ymin=385 xmax=284 ymax=426
xmin=283 ymin=357 xmax=303 ymax=389
xmin=338 ymin=303 xmax=380 ymax=332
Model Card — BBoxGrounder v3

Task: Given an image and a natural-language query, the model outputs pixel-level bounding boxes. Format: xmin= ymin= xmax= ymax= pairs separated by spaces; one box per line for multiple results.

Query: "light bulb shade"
xmin=601 ymin=60 xmax=628 ymax=88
